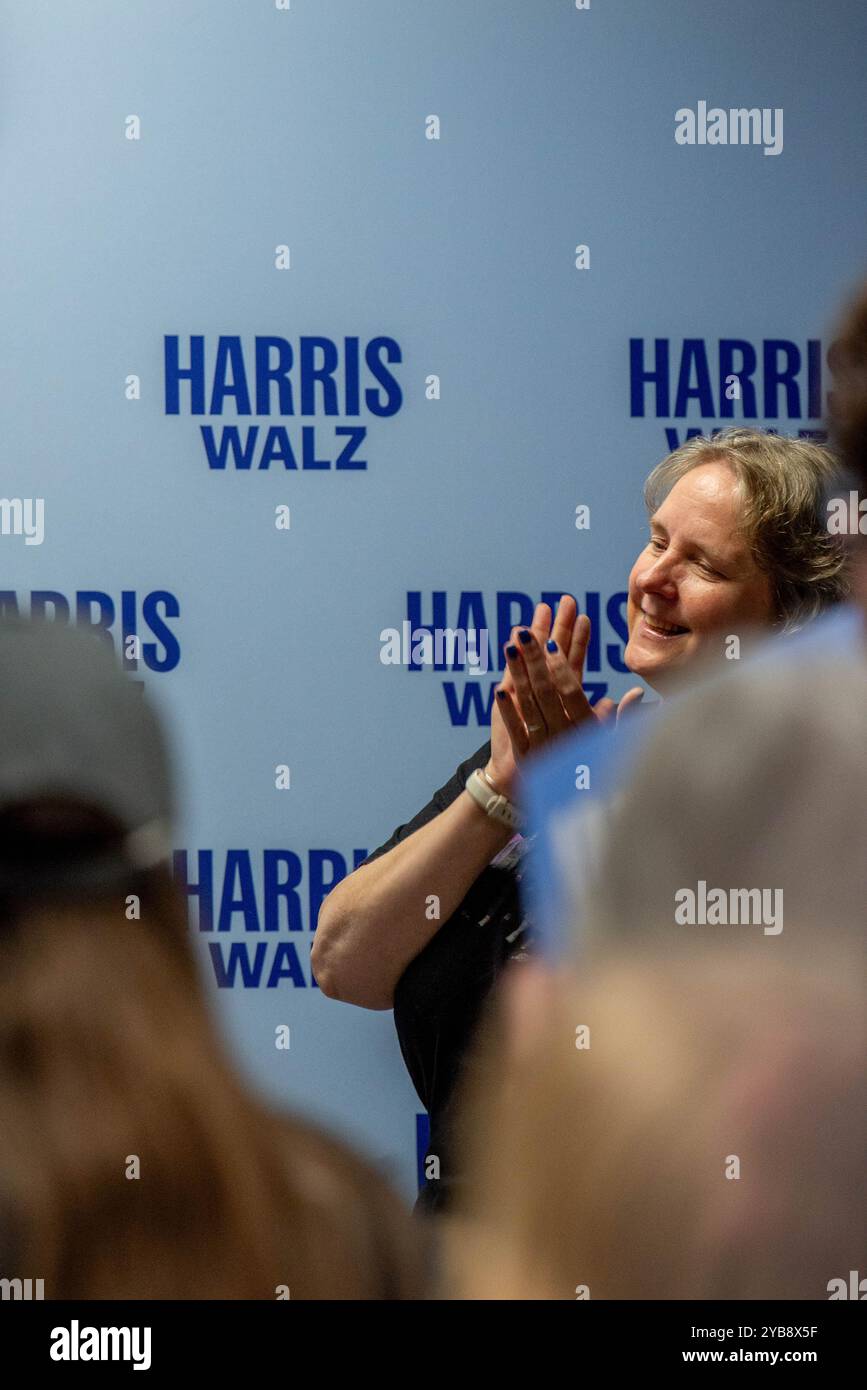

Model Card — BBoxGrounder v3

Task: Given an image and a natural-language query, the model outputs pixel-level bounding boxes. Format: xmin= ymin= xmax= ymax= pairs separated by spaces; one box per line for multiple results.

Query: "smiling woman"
xmin=624 ymin=429 xmax=848 ymax=693
xmin=313 ymin=425 xmax=851 ymax=1215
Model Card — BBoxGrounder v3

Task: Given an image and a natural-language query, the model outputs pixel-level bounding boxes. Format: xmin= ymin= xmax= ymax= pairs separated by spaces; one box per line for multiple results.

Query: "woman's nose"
xmin=639 ymin=555 xmax=678 ymax=597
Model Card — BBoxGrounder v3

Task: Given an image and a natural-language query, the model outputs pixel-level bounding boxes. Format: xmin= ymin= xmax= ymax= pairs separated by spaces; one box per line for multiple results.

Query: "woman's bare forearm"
xmin=312 ymin=789 xmax=514 ymax=1010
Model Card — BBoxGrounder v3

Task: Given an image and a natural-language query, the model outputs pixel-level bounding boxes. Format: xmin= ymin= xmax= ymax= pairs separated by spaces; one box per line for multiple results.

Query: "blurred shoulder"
xmin=268 ymin=1109 xmax=430 ymax=1299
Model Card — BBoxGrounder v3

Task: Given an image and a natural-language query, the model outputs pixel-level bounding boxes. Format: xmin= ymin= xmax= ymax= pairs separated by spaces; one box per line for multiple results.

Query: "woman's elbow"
xmin=311 ymin=894 xmax=348 ymax=999
xmin=312 ymin=891 xmax=395 ymax=1010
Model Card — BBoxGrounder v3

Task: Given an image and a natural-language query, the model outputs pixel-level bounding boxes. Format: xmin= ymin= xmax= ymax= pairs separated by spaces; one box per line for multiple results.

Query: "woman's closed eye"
xmin=695 ymin=558 xmax=728 ymax=579
xmin=650 ymin=535 xmax=727 ymax=579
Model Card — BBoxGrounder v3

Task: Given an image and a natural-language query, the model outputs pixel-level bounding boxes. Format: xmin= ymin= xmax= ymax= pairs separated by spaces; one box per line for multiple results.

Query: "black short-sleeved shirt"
xmin=361 ymin=741 xmax=533 ymax=1215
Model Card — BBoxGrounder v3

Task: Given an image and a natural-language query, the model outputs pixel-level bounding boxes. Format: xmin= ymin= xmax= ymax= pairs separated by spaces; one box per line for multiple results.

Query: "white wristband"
xmin=464 ymin=767 xmax=521 ymax=830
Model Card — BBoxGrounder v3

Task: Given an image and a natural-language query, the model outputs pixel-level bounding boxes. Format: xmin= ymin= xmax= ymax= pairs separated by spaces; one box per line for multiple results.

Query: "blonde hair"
xmin=644 ymin=427 xmax=849 ymax=631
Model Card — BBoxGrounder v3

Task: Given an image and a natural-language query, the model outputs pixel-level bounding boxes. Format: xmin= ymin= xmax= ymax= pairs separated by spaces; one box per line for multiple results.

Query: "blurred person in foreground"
xmin=442 ymin=650 xmax=867 ymax=1298
xmin=0 ymin=620 xmax=424 ymax=1299
xmin=444 ymin=943 xmax=865 ymax=1300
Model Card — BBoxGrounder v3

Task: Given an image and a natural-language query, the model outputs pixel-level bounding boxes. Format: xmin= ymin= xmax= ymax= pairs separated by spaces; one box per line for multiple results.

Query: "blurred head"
xmin=829 ymin=277 xmax=867 ymax=622
xmin=624 ymin=429 xmax=849 ymax=693
xmin=0 ymin=622 xmax=421 ymax=1299
xmin=449 ymin=645 xmax=867 ymax=1301
xmin=448 ymin=947 xmax=866 ymax=1300
xmin=0 ymin=804 xmax=422 ymax=1300
xmin=581 ymin=652 xmax=867 ymax=958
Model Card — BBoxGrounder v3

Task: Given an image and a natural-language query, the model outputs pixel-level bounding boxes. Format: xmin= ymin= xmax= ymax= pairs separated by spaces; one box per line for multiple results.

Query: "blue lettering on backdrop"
xmin=416 ymin=1113 xmax=431 ymax=1194
xmin=164 ymin=334 xmax=402 ymax=472
xmin=173 ymin=847 xmax=369 ymax=989
xmin=0 ymin=590 xmax=181 ymax=673
xmin=628 ymin=337 xmax=830 ymax=450
xmin=404 ymin=590 xmax=630 ymax=722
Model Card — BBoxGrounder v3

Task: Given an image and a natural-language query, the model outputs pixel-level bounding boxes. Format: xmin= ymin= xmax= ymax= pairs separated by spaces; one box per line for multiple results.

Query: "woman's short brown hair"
xmin=642 ymin=427 xmax=850 ymax=632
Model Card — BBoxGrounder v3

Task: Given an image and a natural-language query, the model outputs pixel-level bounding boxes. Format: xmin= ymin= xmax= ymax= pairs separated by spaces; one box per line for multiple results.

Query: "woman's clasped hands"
xmin=485 ymin=595 xmax=645 ymax=799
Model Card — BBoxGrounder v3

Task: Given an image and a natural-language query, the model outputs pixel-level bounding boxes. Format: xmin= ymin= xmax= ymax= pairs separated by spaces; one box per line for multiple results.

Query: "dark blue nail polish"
xmin=506 ymin=644 xmax=518 ymax=659
xmin=518 ymin=629 xmax=532 ymax=644
xmin=496 ymin=688 xmax=508 ymax=700
xmin=546 ymin=639 xmax=557 ymax=653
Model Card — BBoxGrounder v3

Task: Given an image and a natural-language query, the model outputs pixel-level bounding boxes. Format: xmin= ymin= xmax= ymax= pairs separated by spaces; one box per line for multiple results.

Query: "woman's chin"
xmin=625 ymin=636 xmax=689 ymax=693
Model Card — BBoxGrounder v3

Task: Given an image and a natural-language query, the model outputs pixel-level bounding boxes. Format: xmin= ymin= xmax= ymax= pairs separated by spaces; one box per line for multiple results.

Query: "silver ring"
xmin=527 ymin=724 xmax=543 ymax=733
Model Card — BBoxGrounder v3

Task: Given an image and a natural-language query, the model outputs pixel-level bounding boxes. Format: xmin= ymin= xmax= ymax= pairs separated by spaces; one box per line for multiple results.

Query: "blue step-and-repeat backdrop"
xmin=3 ymin=0 xmax=866 ymax=1201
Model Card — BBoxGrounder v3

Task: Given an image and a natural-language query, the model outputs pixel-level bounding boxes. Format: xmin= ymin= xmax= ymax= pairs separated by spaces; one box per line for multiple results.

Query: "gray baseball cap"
xmin=0 ymin=618 xmax=174 ymax=892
